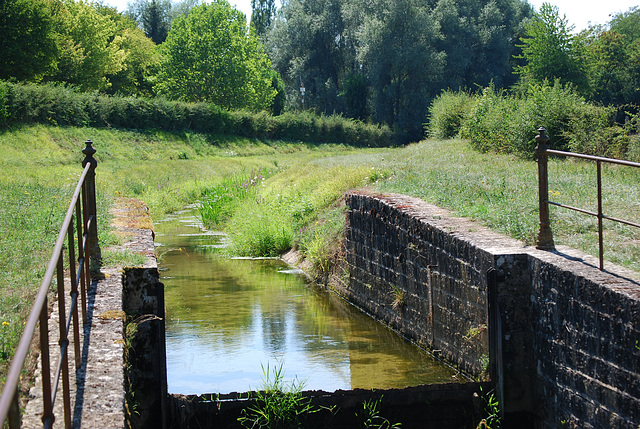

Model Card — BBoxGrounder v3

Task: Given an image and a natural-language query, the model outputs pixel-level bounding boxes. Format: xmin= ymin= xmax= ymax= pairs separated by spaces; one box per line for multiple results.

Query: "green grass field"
xmin=2 ymin=123 xmax=640 ymax=379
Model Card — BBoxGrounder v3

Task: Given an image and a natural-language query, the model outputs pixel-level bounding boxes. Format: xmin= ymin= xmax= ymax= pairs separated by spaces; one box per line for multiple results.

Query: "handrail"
xmin=0 ymin=140 xmax=99 ymax=428
xmin=535 ymin=127 xmax=640 ymax=271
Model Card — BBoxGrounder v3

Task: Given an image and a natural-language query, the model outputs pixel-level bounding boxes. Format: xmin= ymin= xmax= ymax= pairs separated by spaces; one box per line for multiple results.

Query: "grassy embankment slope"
xmin=2 ymin=123 xmax=640 ymax=381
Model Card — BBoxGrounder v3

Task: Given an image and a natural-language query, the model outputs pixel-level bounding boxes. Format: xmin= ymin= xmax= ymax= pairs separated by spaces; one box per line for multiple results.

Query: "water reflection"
xmin=156 ymin=209 xmax=460 ymax=395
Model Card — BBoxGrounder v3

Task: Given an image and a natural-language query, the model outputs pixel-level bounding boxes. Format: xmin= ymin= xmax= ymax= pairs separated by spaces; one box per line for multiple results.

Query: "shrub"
xmin=0 ymin=81 xmax=9 ymax=124
xmin=564 ymin=103 xmax=623 ymax=157
xmin=271 ymin=111 xmax=316 ymax=142
xmin=0 ymin=80 xmax=393 ymax=146
xmin=460 ymin=84 xmax=527 ymax=154
xmin=427 ymin=89 xmax=475 ymax=139
xmin=624 ymin=113 xmax=640 ymax=162
xmin=460 ymin=80 xmax=615 ymax=157
xmin=229 ymin=109 xmax=271 ymax=138
xmin=521 ymin=80 xmax=587 ymax=151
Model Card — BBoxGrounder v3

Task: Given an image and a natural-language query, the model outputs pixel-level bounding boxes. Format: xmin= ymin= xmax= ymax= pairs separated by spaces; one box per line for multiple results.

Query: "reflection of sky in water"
xmin=157 ymin=209 xmax=459 ymax=395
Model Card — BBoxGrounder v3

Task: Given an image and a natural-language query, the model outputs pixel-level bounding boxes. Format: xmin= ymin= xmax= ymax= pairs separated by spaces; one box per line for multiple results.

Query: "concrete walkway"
xmin=22 ymin=199 xmax=156 ymax=428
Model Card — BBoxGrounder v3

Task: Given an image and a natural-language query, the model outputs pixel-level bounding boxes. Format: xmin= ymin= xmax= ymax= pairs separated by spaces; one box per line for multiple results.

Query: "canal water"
xmin=155 ymin=208 xmax=460 ymax=395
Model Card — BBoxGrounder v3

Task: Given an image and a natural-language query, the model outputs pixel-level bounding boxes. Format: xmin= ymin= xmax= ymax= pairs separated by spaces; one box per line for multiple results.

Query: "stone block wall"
xmin=527 ymin=256 xmax=640 ymax=428
xmin=167 ymin=382 xmax=490 ymax=429
xmin=123 ymin=265 xmax=167 ymax=429
xmin=343 ymin=191 xmax=498 ymax=377
xmin=342 ymin=190 xmax=640 ymax=428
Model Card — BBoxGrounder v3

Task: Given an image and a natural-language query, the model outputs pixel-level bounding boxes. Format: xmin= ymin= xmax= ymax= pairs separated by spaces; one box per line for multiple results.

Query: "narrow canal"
xmin=155 ymin=207 xmax=461 ymax=395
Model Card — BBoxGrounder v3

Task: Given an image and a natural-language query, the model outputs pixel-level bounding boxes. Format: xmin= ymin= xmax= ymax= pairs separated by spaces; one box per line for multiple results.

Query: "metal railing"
xmin=535 ymin=127 xmax=640 ymax=271
xmin=0 ymin=140 xmax=99 ymax=428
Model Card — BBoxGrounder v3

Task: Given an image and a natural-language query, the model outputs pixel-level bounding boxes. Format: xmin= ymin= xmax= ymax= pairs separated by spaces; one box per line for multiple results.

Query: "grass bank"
xmin=0 ymin=124 xmax=383 ymax=381
xmin=211 ymin=137 xmax=640 ymax=277
xmin=2 ymin=124 xmax=640 ymax=383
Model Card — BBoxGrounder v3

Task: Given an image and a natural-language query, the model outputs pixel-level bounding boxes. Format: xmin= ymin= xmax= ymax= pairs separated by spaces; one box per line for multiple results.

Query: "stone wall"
xmin=342 ymin=190 xmax=640 ymax=428
xmin=123 ymin=266 xmax=167 ymax=429
xmin=166 ymin=382 xmax=490 ymax=429
xmin=526 ymin=256 xmax=640 ymax=427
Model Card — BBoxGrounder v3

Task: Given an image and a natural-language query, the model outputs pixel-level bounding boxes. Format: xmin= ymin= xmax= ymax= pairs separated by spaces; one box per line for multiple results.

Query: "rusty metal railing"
xmin=535 ymin=127 xmax=640 ymax=271
xmin=0 ymin=140 xmax=99 ymax=428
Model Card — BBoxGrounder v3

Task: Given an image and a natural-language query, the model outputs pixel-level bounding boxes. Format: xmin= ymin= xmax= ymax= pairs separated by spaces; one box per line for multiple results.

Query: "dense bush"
xmin=565 ymin=110 xmax=640 ymax=161
xmin=0 ymin=81 xmax=9 ymax=124
xmin=458 ymin=80 xmax=637 ymax=159
xmin=426 ymin=90 xmax=475 ymax=139
xmin=0 ymin=81 xmax=394 ymax=147
xmin=459 ymin=84 xmax=531 ymax=154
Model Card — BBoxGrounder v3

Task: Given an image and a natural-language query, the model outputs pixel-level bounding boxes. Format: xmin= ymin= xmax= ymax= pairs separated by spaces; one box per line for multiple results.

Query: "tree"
xmin=250 ymin=0 xmax=276 ymax=36
xmin=266 ymin=0 xmax=531 ymax=140
xmin=142 ymin=0 xmax=171 ymax=43
xmin=514 ymin=3 xmax=589 ymax=94
xmin=609 ymin=6 xmax=640 ymax=42
xmin=268 ymin=69 xmax=286 ymax=115
xmin=95 ymin=3 xmax=160 ymax=96
xmin=0 ymin=0 xmax=58 ymax=82
xmin=171 ymin=0 xmax=201 ymax=22
xmin=588 ymin=7 xmax=640 ymax=106
xmin=265 ymin=0 xmax=354 ymax=114
xmin=155 ymin=0 xmax=276 ymax=110
xmin=432 ymin=0 xmax=532 ymax=90
xmin=580 ymin=27 xmax=640 ymax=106
xmin=357 ymin=0 xmax=445 ymax=141
xmin=126 ymin=0 xmax=172 ymax=44
xmin=52 ymin=0 xmax=126 ymax=91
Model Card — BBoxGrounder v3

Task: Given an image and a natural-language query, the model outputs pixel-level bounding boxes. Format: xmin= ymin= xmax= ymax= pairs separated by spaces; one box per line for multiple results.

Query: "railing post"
xmin=535 ymin=127 xmax=555 ymax=250
xmin=82 ymin=140 xmax=100 ymax=265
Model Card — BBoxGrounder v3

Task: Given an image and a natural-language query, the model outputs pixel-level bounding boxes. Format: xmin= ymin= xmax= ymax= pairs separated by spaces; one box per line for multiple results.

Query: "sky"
xmin=106 ymin=0 xmax=253 ymax=21
xmin=104 ymin=0 xmax=639 ymax=32
xmin=527 ymin=0 xmax=638 ymax=31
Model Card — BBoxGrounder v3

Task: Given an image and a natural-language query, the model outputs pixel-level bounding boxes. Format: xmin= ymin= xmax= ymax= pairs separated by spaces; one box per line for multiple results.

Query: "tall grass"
xmin=221 ymin=161 xmax=389 ymax=263
xmin=198 ymin=170 xmax=268 ymax=226
xmin=0 ymin=172 xmax=116 ymax=383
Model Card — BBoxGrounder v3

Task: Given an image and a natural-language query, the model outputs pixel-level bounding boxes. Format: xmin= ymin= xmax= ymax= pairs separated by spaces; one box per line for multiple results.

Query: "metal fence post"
xmin=535 ymin=127 xmax=555 ymax=250
xmin=82 ymin=140 xmax=100 ymax=265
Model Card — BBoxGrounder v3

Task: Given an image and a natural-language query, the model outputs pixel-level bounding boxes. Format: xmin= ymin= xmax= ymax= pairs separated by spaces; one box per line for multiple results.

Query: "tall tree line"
xmin=2 ymin=0 xmax=640 ymax=142
xmin=264 ymin=0 xmax=533 ymax=141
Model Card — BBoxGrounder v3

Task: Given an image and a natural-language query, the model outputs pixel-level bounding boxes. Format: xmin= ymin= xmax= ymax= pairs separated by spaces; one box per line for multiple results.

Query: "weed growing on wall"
xmin=238 ymin=362 xmax=317 ymax=429
xmin=390 ymin=285 xmax=405 ymax=311
xmin=356 ymin=396 xmax=402 ymax=429
xmin=476 ymin=387 xmax=501 ymax=429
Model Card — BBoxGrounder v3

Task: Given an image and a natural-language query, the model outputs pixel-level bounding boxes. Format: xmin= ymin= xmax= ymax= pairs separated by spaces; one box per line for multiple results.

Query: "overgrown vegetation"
xmin=427 ymin=80 xmax=640 ymax=160
xmin=476 ymin=388 xmax=501 ymax=429
xmin=0 ymin=81 xmax=393 ymax=146
xmin=238 ymin=363 xmax=405 ymax=428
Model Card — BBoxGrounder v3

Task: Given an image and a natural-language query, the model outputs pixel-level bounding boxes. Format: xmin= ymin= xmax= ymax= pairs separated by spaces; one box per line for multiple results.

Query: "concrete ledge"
xmin=22 ymin=198 xmax=157 ymax=428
